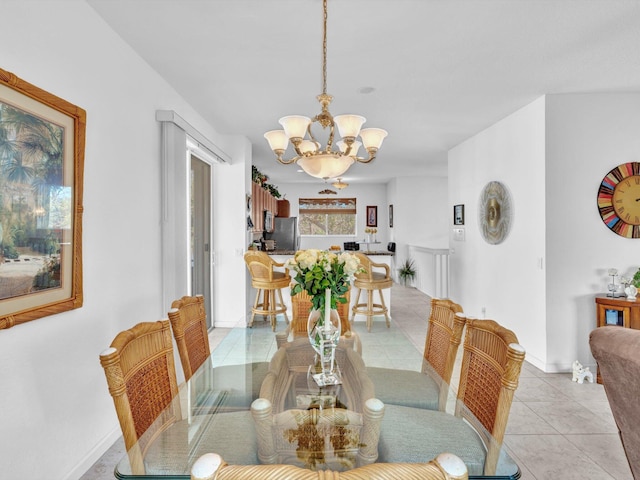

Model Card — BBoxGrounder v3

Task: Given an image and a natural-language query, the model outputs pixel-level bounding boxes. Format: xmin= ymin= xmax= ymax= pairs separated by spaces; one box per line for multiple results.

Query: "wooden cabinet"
xmin=251 ymin=182 xmax=278 ymax=233
xmin=594 ymin=295 xmax=640 ymax=383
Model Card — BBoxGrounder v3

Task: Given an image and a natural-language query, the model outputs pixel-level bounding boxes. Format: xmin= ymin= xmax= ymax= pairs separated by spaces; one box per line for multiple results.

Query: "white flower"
xmin=608 ymin=268 xmax=618 ymax=276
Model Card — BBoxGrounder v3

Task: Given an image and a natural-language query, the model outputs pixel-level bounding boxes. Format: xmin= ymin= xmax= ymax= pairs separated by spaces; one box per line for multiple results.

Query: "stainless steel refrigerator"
xmin=265 ymin=217 xmax=299 ymax=251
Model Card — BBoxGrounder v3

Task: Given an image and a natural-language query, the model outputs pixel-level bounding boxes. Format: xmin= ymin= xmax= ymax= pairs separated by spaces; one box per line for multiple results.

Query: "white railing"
xmin=407 ymin=245 xmax=450 ymax=298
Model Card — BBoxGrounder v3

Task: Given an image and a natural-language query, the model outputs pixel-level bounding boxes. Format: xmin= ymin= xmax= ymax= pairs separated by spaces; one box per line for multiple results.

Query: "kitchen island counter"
xmin=251 ymin=251 xmax=394 ymax=325
xmin=265 ymin=250 xmax=394 ymax=256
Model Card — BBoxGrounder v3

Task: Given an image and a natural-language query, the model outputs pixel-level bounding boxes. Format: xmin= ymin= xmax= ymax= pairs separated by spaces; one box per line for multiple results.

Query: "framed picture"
xmin=389 ymin=204 xmax=394 ymax=228
xmin=0 ymin=68 xmax=86 ymax=330
xmin=454 ymin=204 xmax=465 ymax=225
xmin=366 ymin=206 xmax=377 ymax=227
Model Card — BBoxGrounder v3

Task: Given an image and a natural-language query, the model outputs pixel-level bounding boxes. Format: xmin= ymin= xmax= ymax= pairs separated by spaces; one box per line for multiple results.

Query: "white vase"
xmin=625 ymin=285 xmax=638 ymax=300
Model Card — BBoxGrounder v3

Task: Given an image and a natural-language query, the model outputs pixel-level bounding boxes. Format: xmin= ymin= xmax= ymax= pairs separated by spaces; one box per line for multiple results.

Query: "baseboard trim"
xmin=64 ymin=427 xmax=122 ymax=480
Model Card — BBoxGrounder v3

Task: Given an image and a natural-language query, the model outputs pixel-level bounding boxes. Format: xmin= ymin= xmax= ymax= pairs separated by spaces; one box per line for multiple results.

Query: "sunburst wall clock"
xmin=597 ymin=162 xmax=640 ymax=239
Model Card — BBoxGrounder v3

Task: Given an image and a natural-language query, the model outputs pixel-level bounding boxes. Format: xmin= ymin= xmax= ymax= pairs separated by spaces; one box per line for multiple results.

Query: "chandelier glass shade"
xmin=263 ymin=0 xmax=387 ymax=180
xmin=332 ymin=177 xmax=349 ymax=190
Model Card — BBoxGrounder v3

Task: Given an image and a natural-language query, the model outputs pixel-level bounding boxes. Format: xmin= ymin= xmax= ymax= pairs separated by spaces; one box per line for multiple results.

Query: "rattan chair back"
xmin=244 ymin=251 xmax=291 ymax=330
xmin=290 ymin=288 xmax=352 ymax=336
xmin=353 ymin=253 xmax=392 ymax=287
xmin=244 ymin=250 xmax=290 ymax=288
xmin=168 ymin=294 xmax=210 ymax=380
xmin=423 ymin=298 xmax=465 ymax=383
xmin=456 ymin=319 xmax=525 ymax=446
xmin=100 ymin=320 xmax=180 ymax=455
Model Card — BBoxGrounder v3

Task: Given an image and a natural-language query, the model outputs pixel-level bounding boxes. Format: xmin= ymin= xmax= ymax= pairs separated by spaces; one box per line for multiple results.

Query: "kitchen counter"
xmin=254 ymin=251 xmax=395 ymax=324
xmin=265 ymin=250 xmax=394 ymax=256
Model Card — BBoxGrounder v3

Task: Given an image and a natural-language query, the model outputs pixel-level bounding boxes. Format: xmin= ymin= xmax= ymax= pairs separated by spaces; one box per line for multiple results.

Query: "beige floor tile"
xmin=505 ymin=434 xmax=616 ymax=479
xmin=565 ymin=434 xmax=633 ymax=480
xmin=525 ymin=401 xmax=619 ymax=435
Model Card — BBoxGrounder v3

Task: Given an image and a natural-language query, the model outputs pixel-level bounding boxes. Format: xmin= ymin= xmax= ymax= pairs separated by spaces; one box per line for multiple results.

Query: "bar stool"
xmin=244 ymin=251 xmax=290 ymax=331
xmin=352 ymin=252 xmax=392 ymax=331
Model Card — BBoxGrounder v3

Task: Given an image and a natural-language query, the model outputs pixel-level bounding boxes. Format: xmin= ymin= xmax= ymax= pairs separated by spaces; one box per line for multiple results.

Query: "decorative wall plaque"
xmin=478 ymin=181 xmax=512 ymax=245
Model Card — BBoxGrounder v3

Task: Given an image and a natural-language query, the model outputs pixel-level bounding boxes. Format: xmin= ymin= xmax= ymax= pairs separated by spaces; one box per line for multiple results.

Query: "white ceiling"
xmin=87 ymin=0 xmax=640 ymax=186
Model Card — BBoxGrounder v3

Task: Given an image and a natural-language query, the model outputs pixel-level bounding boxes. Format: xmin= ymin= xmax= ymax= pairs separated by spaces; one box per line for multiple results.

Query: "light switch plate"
xmin=453 ymin=228 xmax=465 ymax=241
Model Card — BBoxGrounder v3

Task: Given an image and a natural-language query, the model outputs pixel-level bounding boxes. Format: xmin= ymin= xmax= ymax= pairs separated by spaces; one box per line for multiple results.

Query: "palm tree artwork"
xmin=0 ymin=102 xmax=67 ymax=300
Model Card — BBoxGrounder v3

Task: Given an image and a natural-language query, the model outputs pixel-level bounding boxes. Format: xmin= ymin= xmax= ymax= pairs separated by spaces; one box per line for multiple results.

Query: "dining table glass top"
xmin=114 ymin=321 xmax=520 ymax=479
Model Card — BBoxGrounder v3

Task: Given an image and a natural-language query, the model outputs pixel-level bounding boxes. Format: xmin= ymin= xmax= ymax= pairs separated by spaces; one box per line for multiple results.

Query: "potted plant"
xmin=398 ymin=259 xmax=416 ymax=286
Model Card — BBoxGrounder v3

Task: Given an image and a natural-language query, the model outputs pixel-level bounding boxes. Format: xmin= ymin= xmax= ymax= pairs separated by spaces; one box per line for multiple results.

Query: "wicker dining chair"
xmin=168 ymin=295 xmax=210 ymax=380
xmin=244 ymin=251 xmax=291 ymax=331
xmin=290 ymin=287 xmax=353 ymax=336
xmin=190 ymin=452 xmax=469 ymax=480
xmin=366 ymin=298 xmax=465 ymax=410
xmin=378 ymin=318 xmax=525 ymax=476
xmin=168 ymin=294 xmax=270 ymax=408
xmin=99 ymin=320 xmax=180 ymax=458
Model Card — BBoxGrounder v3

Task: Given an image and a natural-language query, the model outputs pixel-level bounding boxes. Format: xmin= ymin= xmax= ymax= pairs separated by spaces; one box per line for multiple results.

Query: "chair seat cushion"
xmin=367 ymin=367 xmax=440 ymax=410
xmin=144 ymin=411 xmax=258 ymax=472
xmin=252 ymin=273 xmax=291 ymax=290
xmin=378 ymin=404 xmax=486 ymax=475
xmin=354 ymin=274 xmax=392 ymax=290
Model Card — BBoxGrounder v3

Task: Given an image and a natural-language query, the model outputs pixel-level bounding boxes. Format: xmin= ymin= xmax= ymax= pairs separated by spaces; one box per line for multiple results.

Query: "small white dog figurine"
xmin=572 ymin=360 xmax=594 ymax=384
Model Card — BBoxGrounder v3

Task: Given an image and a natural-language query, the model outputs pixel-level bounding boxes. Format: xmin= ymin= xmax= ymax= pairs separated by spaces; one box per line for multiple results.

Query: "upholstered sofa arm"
xmin=589 ymin=326 xmax=640 ymax=479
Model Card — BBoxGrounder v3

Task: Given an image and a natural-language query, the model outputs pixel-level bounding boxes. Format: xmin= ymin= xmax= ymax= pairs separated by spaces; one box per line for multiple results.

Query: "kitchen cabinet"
xmin=251 ymin=182 xmax=278 ymax=233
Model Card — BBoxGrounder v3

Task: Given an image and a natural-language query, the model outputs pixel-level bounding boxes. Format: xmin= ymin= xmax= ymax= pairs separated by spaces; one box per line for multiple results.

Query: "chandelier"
xmin=332 ymin=177 xmax=349 ymax=190
xmin=263 ymin=0 xmax=387 ymax=180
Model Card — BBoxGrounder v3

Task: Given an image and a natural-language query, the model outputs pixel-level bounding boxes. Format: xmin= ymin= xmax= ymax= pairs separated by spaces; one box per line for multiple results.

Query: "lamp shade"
xmin=297 ymin=153 xmax=355 ymax=179
xmin=298 ymin=140 xmax=319 ymax=155
xmin=337 ymin=140 xmax=361 ymax=157
xmin=334 ymin=114 xmax=366 ymax=138
xmin=279 ymin=115 xmax=311 ymax=140
xmin=264 ymin=130 xmax=289 ymax=152
xmin=359 ymin=127 xmax=388 ymax=150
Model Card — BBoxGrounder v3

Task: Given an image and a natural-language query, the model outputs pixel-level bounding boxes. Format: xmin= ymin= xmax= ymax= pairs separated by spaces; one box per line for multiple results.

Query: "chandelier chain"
xmin=322 ymin=0 xmax=328 ymax=95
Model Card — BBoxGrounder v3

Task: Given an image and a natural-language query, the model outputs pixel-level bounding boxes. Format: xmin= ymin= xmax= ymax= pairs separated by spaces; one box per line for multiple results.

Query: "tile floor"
xmin=81 ymin=284 xmax=632 ymax=479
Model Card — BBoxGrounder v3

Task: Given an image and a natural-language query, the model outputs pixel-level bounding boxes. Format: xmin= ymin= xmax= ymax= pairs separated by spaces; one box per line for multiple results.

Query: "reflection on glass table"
xmin=115 ymin=327 xmax=521 ymax=479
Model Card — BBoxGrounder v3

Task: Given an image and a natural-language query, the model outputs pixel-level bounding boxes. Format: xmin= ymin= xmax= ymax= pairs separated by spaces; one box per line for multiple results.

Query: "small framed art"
xmin=453 ymin=204 xmax=465 ymax=225
xmin=366 ymin=206 xmax=377 ymax=227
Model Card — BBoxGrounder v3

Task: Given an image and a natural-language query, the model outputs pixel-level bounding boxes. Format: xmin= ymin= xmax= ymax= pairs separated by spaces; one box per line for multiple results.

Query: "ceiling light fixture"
xmin=264 ymin=0 xmax=387 ymax=180
xmin=332 ymin=177 xmax=349 ymax=190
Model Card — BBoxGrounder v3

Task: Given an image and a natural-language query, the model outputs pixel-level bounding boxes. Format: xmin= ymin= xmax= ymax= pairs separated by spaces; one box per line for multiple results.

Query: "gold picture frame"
xmin=0 ymin=68 xmax=85 ymax=330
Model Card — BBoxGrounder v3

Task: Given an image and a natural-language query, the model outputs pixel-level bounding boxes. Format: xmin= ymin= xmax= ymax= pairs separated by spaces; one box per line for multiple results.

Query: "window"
xmin=299 ymin=198 xmax=356 ymax=236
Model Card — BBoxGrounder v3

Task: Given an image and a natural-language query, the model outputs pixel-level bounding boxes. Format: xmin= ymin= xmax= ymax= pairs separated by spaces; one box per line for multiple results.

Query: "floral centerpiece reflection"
xmin=285 ymin=250 xmax=363 ymax=385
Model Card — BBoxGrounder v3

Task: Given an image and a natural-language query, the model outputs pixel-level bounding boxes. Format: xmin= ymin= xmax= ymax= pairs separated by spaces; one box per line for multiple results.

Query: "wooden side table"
xmin=594 ymin=294 xmax=640 ymax=382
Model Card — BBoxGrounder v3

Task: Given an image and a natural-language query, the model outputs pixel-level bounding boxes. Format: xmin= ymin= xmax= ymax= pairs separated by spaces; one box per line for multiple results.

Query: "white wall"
xmin=545 ymin=93 xmax=640 ymax=370
xmin=448 ymin=97 xmax=547 ymax=368
xmin=275 ymin=182 xmax=389 ymax=251
xmin=387 ymin=176 xmax=449 ymax=285
xmin=448 ymin=93 xmax=640 ymax=373
xmin=0 ymin=2 xmax=246 ymax=478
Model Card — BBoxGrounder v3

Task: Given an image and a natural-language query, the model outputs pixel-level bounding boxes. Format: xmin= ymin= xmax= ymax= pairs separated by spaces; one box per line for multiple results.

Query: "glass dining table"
xmin=114 ymin=324 xmax=521 ymax=479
